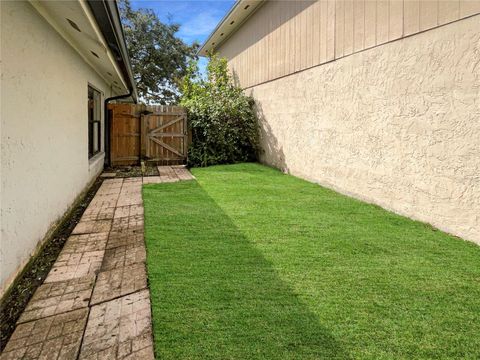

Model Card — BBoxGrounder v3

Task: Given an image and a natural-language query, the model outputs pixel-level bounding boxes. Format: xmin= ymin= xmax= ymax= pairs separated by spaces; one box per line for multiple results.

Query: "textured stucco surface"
xmin=1 ymin=1 xmax=113 ymax=295
xmin=248 ymin=16 xmax=480 ymax=244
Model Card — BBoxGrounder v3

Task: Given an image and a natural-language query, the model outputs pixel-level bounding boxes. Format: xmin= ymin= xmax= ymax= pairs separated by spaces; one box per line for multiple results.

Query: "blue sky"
xmin=130 ymin=0 xmax=235 ymax=74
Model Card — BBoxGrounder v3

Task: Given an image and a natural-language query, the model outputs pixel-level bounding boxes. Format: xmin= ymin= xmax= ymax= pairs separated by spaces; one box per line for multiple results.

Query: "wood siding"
xmin=217 ymin=0 xmax=480 ymax=88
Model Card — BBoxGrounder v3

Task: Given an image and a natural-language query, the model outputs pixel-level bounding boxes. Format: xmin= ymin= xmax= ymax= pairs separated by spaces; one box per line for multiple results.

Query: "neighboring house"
xmin=0 ymin=0 xmax=137 ymax=296
xmin=200 ymin=0 xmax=480 ymax=244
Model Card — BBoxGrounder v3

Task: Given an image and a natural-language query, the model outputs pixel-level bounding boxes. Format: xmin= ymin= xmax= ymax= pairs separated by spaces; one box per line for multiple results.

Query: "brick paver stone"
xmin=96 ymin=187 xmax=121 ymax=195
xmin=79 ymin=290 xmax=154 ymax=360
xmin=123 ymin=177 xmax=142 ymax=183
xmin=80 ymin=205 xmax=115 ymax=222
xmin=97 ymin=179 xmax=123 ymax=191
xmin=114 ymin=204 xmax=143 ymax=219
xmin=117 ymin=183 xmax=143 ymax=206
xmin=87 ymin=197 xmax=118 ymax=209
xmin=124 ymin=181 xmax=141 ymax=188
xmin=142 ymin=176 xmax=163 ymax=184
xmin=117 ymin=195 xmax=142 ymax=207
xmin=104 ymin=178 xmax=124 ymax=184
xmin=95 ymin=181 xmax=122 ymax=193
xmin=98 ymin=185 xmax=122 ymax=193
xmin=72 ymin=219 xmax=112 ymax=235
xmin=91 ymin=264 xmax=147 ymax=305
xmin=101 ymin=244 xmax=146 ymax=271
xmin=157 ymin=166 xmax=176 ymax=176
xmin=61 ymin=232 xmax=109 ymax=253
xmin=158 ymin=166 xmax=180 ymax=183
xmin=1 ymin=308 xmax=88 ymax=360
xmin=45 ymin=250 xmax=104 ymax=283
xmin=18 ymin=276 xmax=95 ymax=324
xmin=45 ymin=232 xmax=109 ymax=283
xmin=106 ymin=231 xmax=144 ymax=250
xmin=111 ymin=215 xmax=143 ymax=233
xmin=173 ymin=166 xmax=194 ymax=181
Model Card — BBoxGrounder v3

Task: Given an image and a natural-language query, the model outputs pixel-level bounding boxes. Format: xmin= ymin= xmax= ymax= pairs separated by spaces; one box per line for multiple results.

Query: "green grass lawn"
xmin=143 ymin=163 xmax=480 ymax=359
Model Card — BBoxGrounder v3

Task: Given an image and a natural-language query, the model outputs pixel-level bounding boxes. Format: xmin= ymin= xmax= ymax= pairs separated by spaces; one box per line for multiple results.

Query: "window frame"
xmin=88 ymin=85 xmax=102 ymax=159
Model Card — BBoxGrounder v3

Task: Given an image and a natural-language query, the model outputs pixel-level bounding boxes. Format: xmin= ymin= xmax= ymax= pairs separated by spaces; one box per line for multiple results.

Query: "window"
xmin=88 ymin=86 xmax=101 ymax=158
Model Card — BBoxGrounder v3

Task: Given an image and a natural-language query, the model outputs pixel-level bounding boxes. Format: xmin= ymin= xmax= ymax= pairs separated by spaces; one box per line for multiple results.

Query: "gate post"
xmin=140 ymin=114 xmax=147 ymax=160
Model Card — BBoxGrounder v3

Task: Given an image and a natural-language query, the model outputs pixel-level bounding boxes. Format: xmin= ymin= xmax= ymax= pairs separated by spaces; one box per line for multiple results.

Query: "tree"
xmin=119 ymin=0 xmax=198 ymax=104
xmin=181 ymin=54 xmax=259 ymax=167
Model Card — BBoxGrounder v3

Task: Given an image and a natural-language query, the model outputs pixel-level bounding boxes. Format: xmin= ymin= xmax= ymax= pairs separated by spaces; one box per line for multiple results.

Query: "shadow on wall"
xmin=230 ymin=68 xmax=286 ymax=172
xmin=251 ymin=89 xmax=287 ymax=173
xmin=231 ymin=69 xmax=241 ymax=88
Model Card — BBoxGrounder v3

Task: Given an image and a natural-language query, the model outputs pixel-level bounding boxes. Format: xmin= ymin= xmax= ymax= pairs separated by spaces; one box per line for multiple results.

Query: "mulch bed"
xmin=104 ymin=165 xmax=159 ymax=178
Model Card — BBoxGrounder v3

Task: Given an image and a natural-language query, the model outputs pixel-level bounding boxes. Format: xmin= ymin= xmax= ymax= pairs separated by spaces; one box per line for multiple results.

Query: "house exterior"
xmin=1 ymin=0 xmax=137 ymax=296
xmin=200 ymin=0 xmax=480 ymax=244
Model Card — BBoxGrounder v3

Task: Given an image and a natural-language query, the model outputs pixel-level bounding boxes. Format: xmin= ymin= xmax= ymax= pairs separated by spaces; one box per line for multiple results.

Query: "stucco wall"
xmin=247 ymin=15 xmax=480 ymax=244
xmin=1 ymin=1 xmax=114 ymax=295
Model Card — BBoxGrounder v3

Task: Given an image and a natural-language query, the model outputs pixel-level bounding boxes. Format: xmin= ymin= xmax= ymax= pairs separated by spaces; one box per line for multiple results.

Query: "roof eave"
xmin=198 ymin=0 xmax=265 ymax=57
xmin=87 ymin=0 xmax=138 ymax=102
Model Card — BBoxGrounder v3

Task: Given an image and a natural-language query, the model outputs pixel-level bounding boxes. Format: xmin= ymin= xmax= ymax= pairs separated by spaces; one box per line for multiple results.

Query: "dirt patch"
xmin=104 ymin=165 xmax=159 ymax=178
xmin=0 ymin=177 xmax=104 ymax=351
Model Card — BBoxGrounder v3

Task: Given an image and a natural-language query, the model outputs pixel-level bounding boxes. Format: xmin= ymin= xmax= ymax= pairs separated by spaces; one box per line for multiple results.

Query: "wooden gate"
xmin=109 ymin=104 xmax=188 ymax=166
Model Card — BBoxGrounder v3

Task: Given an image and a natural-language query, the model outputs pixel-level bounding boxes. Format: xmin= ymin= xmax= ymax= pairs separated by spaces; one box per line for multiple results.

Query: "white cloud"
xmin=179 ymin=11 xmax=224 ymax=37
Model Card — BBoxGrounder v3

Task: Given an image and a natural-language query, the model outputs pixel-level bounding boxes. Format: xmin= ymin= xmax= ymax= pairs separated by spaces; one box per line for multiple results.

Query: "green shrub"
xmin=180 ymin=54 xmax=259 ymax=167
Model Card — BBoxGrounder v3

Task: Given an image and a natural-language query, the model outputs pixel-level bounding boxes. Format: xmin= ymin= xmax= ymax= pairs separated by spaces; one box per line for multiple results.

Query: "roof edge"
xmin=87 ymin=0 xmax=138 ymax=102
xmin=198 ymin=0 xmax=265 ymax=56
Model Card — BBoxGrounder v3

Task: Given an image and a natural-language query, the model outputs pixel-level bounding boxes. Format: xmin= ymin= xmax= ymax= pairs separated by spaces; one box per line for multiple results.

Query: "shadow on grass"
xmin=143 ymin=180 xmax=350 ymax=360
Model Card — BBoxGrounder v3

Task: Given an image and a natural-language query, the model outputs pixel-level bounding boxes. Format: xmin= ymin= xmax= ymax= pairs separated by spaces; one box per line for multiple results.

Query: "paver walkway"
xmin=1 ymin=166 xmax=194 ymax=360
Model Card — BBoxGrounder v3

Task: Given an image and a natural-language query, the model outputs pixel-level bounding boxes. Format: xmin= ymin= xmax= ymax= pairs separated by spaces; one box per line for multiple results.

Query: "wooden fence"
xmin=108 ymin=103 xmax=188 ymax=166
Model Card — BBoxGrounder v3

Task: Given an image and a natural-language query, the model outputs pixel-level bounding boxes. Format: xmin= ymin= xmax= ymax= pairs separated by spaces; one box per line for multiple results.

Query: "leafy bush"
xmin=181 ymin=54 xmax=259 ymax=167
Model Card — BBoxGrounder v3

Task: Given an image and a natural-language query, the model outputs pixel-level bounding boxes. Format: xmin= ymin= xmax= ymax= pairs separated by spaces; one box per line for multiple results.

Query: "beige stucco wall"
xmin=246 ymin=15 xmax=480 ymax=244
xmin=0 ymin=1 xmax=114 ymax=295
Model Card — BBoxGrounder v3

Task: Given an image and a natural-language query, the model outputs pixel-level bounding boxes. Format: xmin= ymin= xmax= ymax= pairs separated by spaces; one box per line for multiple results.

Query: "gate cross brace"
xmin=149 ymin=137 xmax=184 ymax=157
xmin=151 ymin=133 xmax=185 ymax=137
xmin=149 ymin=116 xmax=185 ymax=136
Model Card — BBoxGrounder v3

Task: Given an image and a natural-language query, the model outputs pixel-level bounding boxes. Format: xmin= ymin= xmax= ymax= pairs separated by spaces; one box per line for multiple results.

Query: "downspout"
xmin=104 ymin=89 xmax=135 ymax=167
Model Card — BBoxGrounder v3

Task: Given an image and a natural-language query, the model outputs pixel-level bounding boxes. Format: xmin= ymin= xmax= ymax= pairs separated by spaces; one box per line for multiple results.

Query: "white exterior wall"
xmin=245 ymin=16 xmax=480 ymax=244
xmin=1 ymin=1 xmax=115 ymax=295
